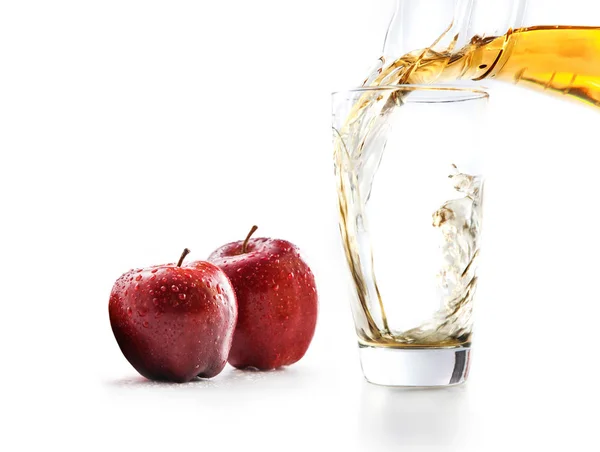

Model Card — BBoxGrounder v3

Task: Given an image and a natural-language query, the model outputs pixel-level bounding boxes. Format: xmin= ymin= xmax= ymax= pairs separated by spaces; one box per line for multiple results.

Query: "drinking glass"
xmin=332 ymin=86 xmax=488 ymax=386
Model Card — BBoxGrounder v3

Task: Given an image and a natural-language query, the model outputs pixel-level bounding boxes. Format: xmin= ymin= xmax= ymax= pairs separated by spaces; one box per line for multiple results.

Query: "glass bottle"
xmin=365 ymin=0 xmax=600 ymax=108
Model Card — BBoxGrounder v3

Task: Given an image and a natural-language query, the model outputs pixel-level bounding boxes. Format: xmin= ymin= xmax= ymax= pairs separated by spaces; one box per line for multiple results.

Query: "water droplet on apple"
xmin=236 ymin=268 xmax=243 ymax=272
xmin=273 ymin=284 xmax=279 ymax=291
xmin=135 ymin=284 xmax=140 ymax=291
xmin=160 ymin=286 xmax=167 ymax=292
xmin=149 ymin=289 xmax=154 ymax=295
xmin=135 ymin=274 xmax=142 ymax=281
xmin=151 ymin=268 xmax=158 ymax=273
xmin=127 ymin=307 xmax=132 ymax=316
xmin=137 ymin=310 xmax=146 ymax=317
xmin=150 ymin=274 xmax=157 ymax=280
xmin=154 ymin=311 xmax=162 ymax=319
xmin=216 ymin=285 xmax=222 ymax=294
xmin=191 ymin=282 xmax=196 ymax=288
xmin=288 ymin=272 xmax=294 ymax=280
xmin=178 ymin=293 xmax=186 ymax=301
xmin=171 ymin=285 xmax=179 ymax=292
xmin=161 ymin=277 xmax=167 ymax=282
xmin=153 ymin=298 xmax=159 ymax=305
xmin=142 ymin=321 xmax=149 ymax=328
xmin=125 ymin=290 xmax=128 ymax=296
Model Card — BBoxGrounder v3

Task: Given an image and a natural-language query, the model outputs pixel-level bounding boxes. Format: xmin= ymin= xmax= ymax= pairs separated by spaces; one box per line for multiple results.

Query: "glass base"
xmin=358 ymin=345 xmax=471 ymax=387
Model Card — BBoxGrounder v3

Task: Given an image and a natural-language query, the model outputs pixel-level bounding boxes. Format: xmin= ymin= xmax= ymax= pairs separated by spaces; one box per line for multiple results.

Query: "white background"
xmin=1 ymin=1 xmax=599 ymax=450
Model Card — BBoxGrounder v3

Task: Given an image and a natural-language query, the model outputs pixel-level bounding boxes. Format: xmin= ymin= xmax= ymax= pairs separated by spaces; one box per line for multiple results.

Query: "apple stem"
xmin=242 ymin=225 xmax=259 ymax=253
xmin=177 ymin=248 xmax=191 ymax=267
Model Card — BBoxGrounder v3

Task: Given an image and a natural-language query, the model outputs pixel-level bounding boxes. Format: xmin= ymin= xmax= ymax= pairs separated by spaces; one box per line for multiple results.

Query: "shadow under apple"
xmin=105 ymin=364 xmax=315 ymax=393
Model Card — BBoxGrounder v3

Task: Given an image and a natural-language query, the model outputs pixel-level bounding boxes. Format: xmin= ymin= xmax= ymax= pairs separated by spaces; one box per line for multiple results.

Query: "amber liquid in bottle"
xmin=368 ymin=26 xmax=600 ymax=108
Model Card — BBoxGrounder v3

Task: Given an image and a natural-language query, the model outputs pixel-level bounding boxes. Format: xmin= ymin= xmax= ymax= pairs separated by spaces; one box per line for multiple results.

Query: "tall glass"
xmin=333 ymin=86 xmax=488 ymax=386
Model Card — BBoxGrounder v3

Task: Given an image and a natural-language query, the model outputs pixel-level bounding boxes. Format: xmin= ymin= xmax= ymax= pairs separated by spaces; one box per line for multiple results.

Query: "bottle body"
xmin=370 ymin=0 xmax=600 ymax=107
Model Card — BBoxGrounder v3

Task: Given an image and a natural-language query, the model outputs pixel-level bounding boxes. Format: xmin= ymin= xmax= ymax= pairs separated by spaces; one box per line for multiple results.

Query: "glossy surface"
xmin=208 ymin=237 xmax=318 ymax=370
xmin=109 ymin=261 xmax=237 ymax=382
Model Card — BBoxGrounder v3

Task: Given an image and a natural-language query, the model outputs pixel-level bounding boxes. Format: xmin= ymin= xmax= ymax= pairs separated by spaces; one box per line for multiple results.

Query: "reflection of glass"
xmin=333 ymin=86 xmax=488 ymax=386
xmin=358 ymin=382 xmax=471 ymax=448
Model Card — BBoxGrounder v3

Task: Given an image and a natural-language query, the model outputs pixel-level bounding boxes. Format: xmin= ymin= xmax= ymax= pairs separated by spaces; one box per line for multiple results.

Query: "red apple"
xmin=109 ymin=249 xmax=237 ymax=383
xmin=206 ymin=226 xmax=318 ymax=370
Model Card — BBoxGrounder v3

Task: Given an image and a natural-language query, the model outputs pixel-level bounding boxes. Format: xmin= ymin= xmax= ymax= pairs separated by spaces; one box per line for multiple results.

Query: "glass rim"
xmin=332 ymin=85 xmax=489 ymax=103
